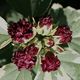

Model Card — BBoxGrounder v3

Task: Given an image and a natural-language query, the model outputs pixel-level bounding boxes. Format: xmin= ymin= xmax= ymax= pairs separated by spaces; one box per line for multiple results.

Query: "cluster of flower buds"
xmin=8 ymin=16 xmax=72 ymax=72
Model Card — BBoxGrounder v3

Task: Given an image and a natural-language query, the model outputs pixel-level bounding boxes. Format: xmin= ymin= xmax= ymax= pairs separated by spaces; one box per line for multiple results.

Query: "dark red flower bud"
xmin=48 ymin=39 xmax=54 ymax=46
xmin=55 ymin=25 xmax=72 ymax=44
xmin=39 ymin=16 xmax=52 ymax=28
xmin=41 ymin=51 xmax=60 ymax=72
xmin=8 ymin=19 xmax=33 ymax=43
xmin=12 ymin=43 xmax=39 ymax=70
xmin=12 ymin=50 xmax=36 ymax=70
xmin=25 ymin=44 xmax=39 ymax=57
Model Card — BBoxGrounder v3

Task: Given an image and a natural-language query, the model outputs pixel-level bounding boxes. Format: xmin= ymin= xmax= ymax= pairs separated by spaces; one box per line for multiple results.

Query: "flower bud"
xmin=55 ymin=25 xmax=72 ymax=44
xmin=8 ymin=19 xmax=35 ymax=43
xmin=12 ymin=51 xmax=37 ymax=70
xmin=41 ymin=51 xmax=60 ymax=72
xmin=12 ymin=43 xmax=39 ymax=70
xmin=36 ymin=16 xmax=53 ymax=36
xmin=44 ymin=37 xmax=54 ymax=47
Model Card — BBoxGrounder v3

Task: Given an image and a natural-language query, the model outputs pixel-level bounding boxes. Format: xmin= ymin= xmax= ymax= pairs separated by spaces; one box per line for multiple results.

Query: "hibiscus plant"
xmin=0 ymin=0 xmax=80 ymax=80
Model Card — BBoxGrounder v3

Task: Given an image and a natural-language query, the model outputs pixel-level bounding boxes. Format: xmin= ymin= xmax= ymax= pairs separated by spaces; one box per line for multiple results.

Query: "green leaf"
xmin=64 ymin=7 xmax=80 ymax=54
xmin=51 ymin=4 xmax=80 ymax=54
xmin=6 ymin=10 xmax=23 ymax=23
xmin=7 ymin=0 xmax=52 ymax=17
xmin=0 ymin=43 xmax=13 ymax=66
xmin=68 ymin=37 xmax=80 ymax=54
xmin=51 ymin=68 xmax=71 ymax=80
xmin=33 ymin=58 xmax=40 ymax=74
xmin=64 ymin=7 xmax=80 ymax=38
xmin=0 ymin=35 xmax=11 ymax=49
xmin=0 ymin=17 xmax=8 ymax=35
xmin=44 ymin=72 xmax=53 ymax=80
xmin=50 ymin=4 xmax=67 ymax=25
xmin=34 ymin=71 xmax=44 ymax=80
xmin=0 ymin=17 xmax=11 ymax=49
xmin=0 ymin=63 xmax=20 ymax=80
xmin=34 ymin=71 xmax=53 ymax=80
xmin=61 ymin=62 xmax=80 ymax=80
xmin=41 ymin=46 xmax=80 ymax=80
xmin=35 ymin=70 xmax=70 ymax=80
xmin=36 ymin=67 xmax=71 ymax=80
xmin=16 ymin=70 xmax=32 ymax=80
xmin=51 ymin=4 xmax=80 ymax=38
xmin=58 ymin=49 xmax=80 ymax=63
xmin=0 ymin=2 xmax=10 ymax=17
xmin=34 ymin=49 xmax=80 ymax=80
xmin=57 ymin=49 xmax=80 ymax=80
xmin=0 ymin=63 xmax=32 ymax=80
xmin=0 ymin=68 xmax=5 ymax=79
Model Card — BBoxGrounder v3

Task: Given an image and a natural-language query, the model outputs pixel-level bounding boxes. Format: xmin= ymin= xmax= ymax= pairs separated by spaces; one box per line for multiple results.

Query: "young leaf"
xmin=51 ymin=4 xmax=80 ymax=38
xmin=64 ymin=7 xmax=80 ymax=38
xmin=44 ymin=72 xmax=52 ymax=80
xmin=0 ymin=35 xmax=11 ymax=49
xmin=16 ymin=70 xmax=32 ymax=80
xmin=0 ymin=17 xmax=8 ymax=35
xmin=0 ymin=67 xmax=5 ymax=79
xmin=0 ymin=17 xmax=11 ymax=49
xmin=57 ymin=49 xmax=80 ymax=80
xmin=50 ymin=4 xmax=67 ymax=25
xmin=51 ymin=4 xmax=80 ymax=54
xmin=34 ymin=71 xmax=44 ymax=80
xmin=61 ymin=62 xmax=80 ymax=80
xmin=34 ymin=71 xmax=53 ymax=80
xmin=6 ymin=10 xmax=23 ymax=23
xmin=68 ymin=37 xmax=80 ymax=54
xmin=0 ymin=63 xmax=32 ymax=80
xmin=58 ymin=49 xmax=80 ymax=64
xmin=55 ymin=67 xmax=71 ymax=80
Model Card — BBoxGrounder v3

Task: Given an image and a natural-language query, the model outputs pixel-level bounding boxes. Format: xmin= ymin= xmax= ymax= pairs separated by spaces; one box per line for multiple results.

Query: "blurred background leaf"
xmin=0 ymin=0 xmax=11 ymax=17
xmin=6 ymin=0 xmax=52 ymax=17
xmin=0 ymin=0 xmax=80 ymax=18
xmin=0 ymin=43 xmax=13 ymax=67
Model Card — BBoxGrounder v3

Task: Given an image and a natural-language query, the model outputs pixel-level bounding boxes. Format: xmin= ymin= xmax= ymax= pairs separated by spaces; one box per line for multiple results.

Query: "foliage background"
xmin=0 ymin=0 xmax=80 ymax=17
